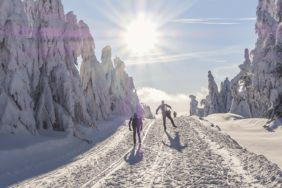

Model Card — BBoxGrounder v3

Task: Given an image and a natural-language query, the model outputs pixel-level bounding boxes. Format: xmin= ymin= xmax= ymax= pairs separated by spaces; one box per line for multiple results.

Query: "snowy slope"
xmin=203 ymin=113 xmax=282 ymax=169
xmin=0 ymin=116 xmax=130 ymax=187
xmin=6 ymin=116 xmax=282 ymax=187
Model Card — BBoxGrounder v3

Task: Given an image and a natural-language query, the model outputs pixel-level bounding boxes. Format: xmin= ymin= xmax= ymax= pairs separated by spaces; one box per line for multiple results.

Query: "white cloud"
xmin=137 ymin=87 xmax=209 ymax=114
xmin=138 ymin=87 xmax=188 ymax=103
xmin=171 ymin=17 xmax=256 ymax=25
xmin=194 ymin=87 xmax=209 ymax=102
xmin=137 ymin=87 xmax=189 ymax=114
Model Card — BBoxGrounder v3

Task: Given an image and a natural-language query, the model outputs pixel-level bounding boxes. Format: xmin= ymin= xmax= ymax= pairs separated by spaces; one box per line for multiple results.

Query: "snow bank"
xmin=203 ymin=113 xmax=282 ymax=169
xmin=192 ymin=116 xmax=282 ymax=187
xmin=0 ymin=116 xmax=127 ymax=187
xmin=205 ymin=113 xmax=244 ymax=122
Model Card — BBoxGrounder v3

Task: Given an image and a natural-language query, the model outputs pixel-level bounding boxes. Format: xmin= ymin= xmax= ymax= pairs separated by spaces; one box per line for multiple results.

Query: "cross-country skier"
xmin=128 ymin=113 xmax=143 ymax=145
xmin=156 ymin=100 xmax=177 ymax=131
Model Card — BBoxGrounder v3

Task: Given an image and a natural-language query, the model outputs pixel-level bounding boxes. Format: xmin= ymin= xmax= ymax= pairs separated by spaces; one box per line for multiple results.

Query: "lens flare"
xmin=124 ymin=15 xmax=159 ymax=55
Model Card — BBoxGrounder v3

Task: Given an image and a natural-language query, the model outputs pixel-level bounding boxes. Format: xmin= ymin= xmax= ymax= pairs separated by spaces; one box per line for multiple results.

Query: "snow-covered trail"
xmin=12 ymin=117 xmax=282 ymax=188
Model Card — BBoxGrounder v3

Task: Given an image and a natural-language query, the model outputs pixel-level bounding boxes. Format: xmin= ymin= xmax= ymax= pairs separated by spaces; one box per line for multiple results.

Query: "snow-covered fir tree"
xmin=191 ymin=0 xmax=282 ymax=120
xmin=0 ymin=0 xmax=140 ymax=137
xmin=199 ymin=72 xmax=232 ymax=117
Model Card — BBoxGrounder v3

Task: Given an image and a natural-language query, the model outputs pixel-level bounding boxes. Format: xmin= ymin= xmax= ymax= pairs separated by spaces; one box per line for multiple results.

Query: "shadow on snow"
xmin=162 ymin=131 xmax=188 ymax=153
xmin=124 ymin=144 xmax=144 ymax=165
xmin=0 ymin=116 xmax=126 ymax=187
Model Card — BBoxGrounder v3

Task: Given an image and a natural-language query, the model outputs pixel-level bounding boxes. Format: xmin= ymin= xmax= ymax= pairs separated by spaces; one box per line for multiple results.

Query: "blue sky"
xmin=62 ymin=0 xmax=258 ymax=112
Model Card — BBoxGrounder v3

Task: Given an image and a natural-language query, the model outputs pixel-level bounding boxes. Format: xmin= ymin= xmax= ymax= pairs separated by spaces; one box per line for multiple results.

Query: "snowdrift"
xmin=202 ymin=113 xmax=282 ymax=169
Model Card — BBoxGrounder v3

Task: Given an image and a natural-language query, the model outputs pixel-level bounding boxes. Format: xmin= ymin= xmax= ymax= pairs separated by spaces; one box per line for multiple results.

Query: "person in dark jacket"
xmin=173 ymin=111 xmax=177 ymax=118
xmin=129 ymin=113 xmax=143 ymax=145
xmin=156 ymin=100 xmax=177 ymax=131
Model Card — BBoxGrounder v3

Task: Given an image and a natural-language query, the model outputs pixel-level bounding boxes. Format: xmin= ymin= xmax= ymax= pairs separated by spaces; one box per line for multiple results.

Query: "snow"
xmin=191 ymin=71 xmax=233 ymax=117
xmin=203 ymin=113 xmax=282 ymax=169
xmin=265 ymin=118 xmax=282 ymax=130
xmin=229 ymin=48 xmax=253 ymax=118
xmin=194 ymin=124 xmax=263 ymax=188
xmin=206 ymin=71 xmax=220 ymax=114
xmin=0 ymin=116 xmax=128 ymax=187
xmin=0 ymin=0 xmax=281 ymax=186
xmin=2 ymin=116 xmax=280 ymax=187
xmin=0 ymin=0 xmax=140 ymax=137
xmin=141 ymin=103 xmax=154 ymax=119
xmin=230 ymin=0 xmax=282 ymax=119
xmin=190 ymin=0 xmax=282 ymax=120
xmin=189 ymin=95 xmax=199 ymax=116
xmin=219 ymin=78 xmax=233 ymax=113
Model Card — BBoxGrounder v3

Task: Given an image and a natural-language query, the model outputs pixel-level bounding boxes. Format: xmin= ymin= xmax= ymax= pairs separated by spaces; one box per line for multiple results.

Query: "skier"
xmin=128 ymin=113 xmax=143 ymax=145
xmin=173 ymin=111 xmax=177 ymax=118
xmin=156 ymin=100 xmax=177 ymax=131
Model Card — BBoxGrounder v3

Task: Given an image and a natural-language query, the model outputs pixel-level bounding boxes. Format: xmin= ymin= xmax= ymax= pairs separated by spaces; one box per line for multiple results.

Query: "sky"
xmin=62 ymin=0 xmax=258 ymax=113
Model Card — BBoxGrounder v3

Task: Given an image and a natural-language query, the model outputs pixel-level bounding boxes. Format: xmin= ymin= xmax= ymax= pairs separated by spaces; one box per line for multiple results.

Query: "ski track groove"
xmin=192 ymin=122 xmax=263 ymax=187
xmin=146 ymin=133 xmax=167 ymax=188
xmin=92 ymin=119 xmax=165 ymax=188
xmin=11 ymin=117 xmax=282 ymax=188
xmin=83 ymin=120 xmax=156 ymax=188
xmin=12 ymin=120 xmax=154 ymax=188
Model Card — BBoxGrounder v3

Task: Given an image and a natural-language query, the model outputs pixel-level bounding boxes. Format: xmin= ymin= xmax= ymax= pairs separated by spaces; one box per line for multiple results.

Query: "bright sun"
xmin=124 ymin=16 xmax=159 ymax=55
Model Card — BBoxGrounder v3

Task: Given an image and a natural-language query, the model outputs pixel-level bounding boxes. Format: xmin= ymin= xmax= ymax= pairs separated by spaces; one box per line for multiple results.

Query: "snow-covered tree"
xmin=229 ymin=49 xmax=253 ymax=118
xmin=190 ymin=73 xmax=232 ymax=117
xmin=205 ymin=0 xmax=282 ymax=119
xmin=79 ymin=23 xmax=111 ymax=121
xmin=26 ymin=0 xmax=94 ymax=137
xmin=218 ymin=78 xmax=233 ymax=113
xmin=0 ymin=0 xmax=36 ymax=134
xmin=189 ymin=95 xmax=199 ymax=116
xmin=141 ymin=103 xmax=154 ymax=119
xmin=110 ymin=56 xmax=139 ymax=116
xmin=207 ymin=71 xmax=221 ymax=114
xmin=0 ymin=0 xmax=140 ymax=137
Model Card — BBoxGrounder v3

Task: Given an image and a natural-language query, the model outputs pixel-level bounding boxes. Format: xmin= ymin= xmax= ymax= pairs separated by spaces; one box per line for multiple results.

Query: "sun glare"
xmin=124 ymin=16 xmax=159 ymax=55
